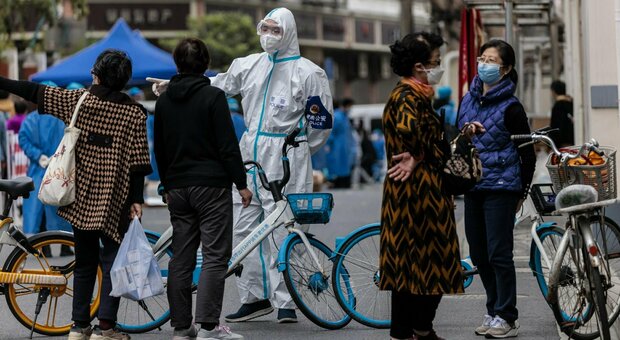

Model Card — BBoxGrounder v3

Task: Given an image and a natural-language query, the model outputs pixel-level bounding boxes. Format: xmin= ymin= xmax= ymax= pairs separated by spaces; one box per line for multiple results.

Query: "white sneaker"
xmin=68 ymin=325 xmax=93 ymax=340
xmin=197 ymin=325 xmax=243 ymax=340
xmin=475 ymin=315 xmax=494 ymax=335
xmin=485 ymin=316 xmax=519 ymax=338
xmin=173 ymin=324 xmax=199 ymax=340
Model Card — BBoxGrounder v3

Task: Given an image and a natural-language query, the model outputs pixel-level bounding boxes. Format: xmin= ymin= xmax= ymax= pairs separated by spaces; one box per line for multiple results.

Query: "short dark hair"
xmin=551 ymin=80 xmax=566 ymax=95
xmin=0 ymin=90 xmax=9 ymax=100
xmin=479 ymin=40 xmax=518 ymax=85
xmin=173 ymin=38 xmax=210 ymax=74
xmin=92 ymin=49 xmax=132 ymax=91
xmin=341 ymin=98 xmax=354 ymax=108
xmin=389 ymin=32 xmax=444 ymax=77
xmin=14 ymin=100 xmax=27 ymax=114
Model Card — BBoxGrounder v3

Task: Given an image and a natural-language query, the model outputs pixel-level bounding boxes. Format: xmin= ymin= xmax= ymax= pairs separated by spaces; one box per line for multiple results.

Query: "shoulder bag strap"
xmin=69 ymin=91 xmax=89 ymax=128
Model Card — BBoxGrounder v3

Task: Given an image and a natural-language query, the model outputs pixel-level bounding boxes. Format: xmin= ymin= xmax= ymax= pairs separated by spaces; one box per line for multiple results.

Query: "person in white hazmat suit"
xmin=217 ymin=7 xmax=333 ymax=323
xmin=150 ymin=7 xmax=333 ymax=324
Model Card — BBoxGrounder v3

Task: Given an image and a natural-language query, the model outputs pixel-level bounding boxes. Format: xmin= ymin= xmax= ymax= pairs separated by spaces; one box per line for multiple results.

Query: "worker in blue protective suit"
xmin=228 ymin=97 xmax=246 ymax=142
xmin=326 ymin=103 xmax=353 ymax=187
xmin=128 ymin=87 xmax=159 ymax=182
xmin=211 ymin=8 xmax=332 ymax=324
xmin=19 ymin=90 xmax=73 ymax=254
xmin=371 ymin=128 xmax=386 ymax=181
xmin=149 ymin=8 xmax=333 ymax=323
xmin=66 ymin=82 xmax=84 ymax=90
xmin=433 ymin=85 xmax=458 ymax=141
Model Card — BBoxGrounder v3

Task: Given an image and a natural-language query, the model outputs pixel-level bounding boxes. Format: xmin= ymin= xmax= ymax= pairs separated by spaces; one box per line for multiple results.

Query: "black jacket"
xmin=550 ymin=98 xmax=575 ymax=147
xmin=154 ymin=73 xmax=247 ymax=190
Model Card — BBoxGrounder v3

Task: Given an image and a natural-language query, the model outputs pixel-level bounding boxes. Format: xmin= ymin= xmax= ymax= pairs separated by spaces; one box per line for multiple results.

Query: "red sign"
xmin=458 ymin=8 xmax=484 ymax=101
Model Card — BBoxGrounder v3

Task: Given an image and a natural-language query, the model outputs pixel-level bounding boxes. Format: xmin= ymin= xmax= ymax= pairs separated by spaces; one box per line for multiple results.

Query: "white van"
xmin=348 ymin=103 xmax=385 ymax=131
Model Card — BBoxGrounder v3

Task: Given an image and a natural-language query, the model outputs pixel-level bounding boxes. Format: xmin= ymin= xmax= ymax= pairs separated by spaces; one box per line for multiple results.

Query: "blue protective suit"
xmin=146 ymin=113 xmax=160 ymax=181
xmin=326 ymin=108 xmax=352 ymax=179
xmin=230 ymin=112 xmax=246 ymax=142
xmin=18 ymin=111 xmax=71 ymax=234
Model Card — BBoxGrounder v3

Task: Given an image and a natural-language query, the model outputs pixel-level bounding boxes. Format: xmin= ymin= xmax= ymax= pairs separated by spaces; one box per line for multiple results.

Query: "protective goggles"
xmin=257 ymin=20 xmax=284 ymax=39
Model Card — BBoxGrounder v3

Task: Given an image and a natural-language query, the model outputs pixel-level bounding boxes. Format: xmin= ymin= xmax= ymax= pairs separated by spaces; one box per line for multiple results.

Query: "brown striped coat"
xmin=379 ymin=82 xmax=463 ymax=294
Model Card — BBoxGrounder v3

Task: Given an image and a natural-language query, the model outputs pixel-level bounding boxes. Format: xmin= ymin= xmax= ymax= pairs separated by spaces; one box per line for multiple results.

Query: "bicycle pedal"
xmin=224 ymin=264 xmax=244 ymax=279
xmin=559 ymin=321 xmax=580 ymax=332
xmin=234 ymin=264 xmax=244 ymax=277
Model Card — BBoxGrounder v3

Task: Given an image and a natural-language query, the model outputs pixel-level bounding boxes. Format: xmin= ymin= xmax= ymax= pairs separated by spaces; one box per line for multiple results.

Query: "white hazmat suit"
xmin=210 ymin=8 xmax=333 ymax=311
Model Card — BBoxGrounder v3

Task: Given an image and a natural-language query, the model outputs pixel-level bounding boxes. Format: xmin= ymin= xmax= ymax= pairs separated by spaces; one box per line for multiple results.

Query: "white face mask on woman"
xmin=423 ymin=66 xmax=445 ymax=85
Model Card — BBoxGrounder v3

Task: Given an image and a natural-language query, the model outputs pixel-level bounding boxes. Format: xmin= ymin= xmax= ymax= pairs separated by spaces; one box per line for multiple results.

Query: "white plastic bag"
xmin=38 ymin=91 xmax=88 ymax=206
xmin=110 ymin=217 xmax=164 ymax=300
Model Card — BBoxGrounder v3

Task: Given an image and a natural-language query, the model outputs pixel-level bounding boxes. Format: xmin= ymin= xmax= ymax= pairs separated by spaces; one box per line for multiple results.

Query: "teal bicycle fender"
xmin=333 ymin=222 xmax=380 ymax=255
xmin=277 ymin=232 xmax=318 ymax=272
xmin=536 ymin=221 xmax=557 ymax=231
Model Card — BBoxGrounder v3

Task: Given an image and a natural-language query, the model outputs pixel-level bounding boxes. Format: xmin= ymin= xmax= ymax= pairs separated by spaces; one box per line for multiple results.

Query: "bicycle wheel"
xmin=586 ymin=259 xmax=611 ymax=340
xmin=548 ymin=227 xmax=601 ymax=340
xmin=332 ymin=224 xmax=390 ymax=329
xmin=548 ymin=215 xmax=620 ymax=340
xmin=530 ymin=224 xmax=564 ymax=297
xmin=3 ymin=231 xmax=102 ymax=336
xmin=116 ymin=231 xmax=172 ymax=333
xmin=589 ymin=216 xmax=620 ymax=325
xmin=282 ymin=235 xmax=351 ymax=330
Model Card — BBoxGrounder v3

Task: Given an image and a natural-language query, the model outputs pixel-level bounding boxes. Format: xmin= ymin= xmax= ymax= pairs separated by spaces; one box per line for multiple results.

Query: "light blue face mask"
xmin=477 ymin=63 xmax=502 ymax=85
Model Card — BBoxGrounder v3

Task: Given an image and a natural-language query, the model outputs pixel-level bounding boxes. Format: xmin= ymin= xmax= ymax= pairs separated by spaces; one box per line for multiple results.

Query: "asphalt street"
xmin=0 ymin=183 xmax=565 ymax=339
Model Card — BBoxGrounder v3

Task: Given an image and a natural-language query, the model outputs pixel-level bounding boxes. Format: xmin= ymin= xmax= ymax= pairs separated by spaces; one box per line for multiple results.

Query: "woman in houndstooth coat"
xmin=0 ymin=49 xmax=151 ymax=339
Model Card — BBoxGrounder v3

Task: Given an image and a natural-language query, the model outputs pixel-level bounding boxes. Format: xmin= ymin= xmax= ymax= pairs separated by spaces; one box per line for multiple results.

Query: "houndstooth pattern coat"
xmin=38 ymin=85 xmax=151 ymax=243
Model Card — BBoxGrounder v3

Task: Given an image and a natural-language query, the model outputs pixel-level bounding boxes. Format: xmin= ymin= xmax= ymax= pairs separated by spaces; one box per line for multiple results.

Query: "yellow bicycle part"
xmin=4 ymin=235 xmax=102 ymax=336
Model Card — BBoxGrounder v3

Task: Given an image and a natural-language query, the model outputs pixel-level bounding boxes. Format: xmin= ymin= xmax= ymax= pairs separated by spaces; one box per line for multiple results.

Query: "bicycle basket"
xmin=287 ymin=193 xmax=334 ymax=224
xmin=545 ymin=146 xmax=617 ymax=200
xmin=529 ymin=183 xmax=557 ymax=215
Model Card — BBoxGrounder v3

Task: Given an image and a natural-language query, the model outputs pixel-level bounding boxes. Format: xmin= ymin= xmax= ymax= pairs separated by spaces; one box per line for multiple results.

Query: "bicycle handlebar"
xmin=510 ymin=134 xmax=533 ymax=143
xmin=244 ymin=128 xmax=302 ymax=202
xmin=510 ymin=129 xmax=603 ymax=164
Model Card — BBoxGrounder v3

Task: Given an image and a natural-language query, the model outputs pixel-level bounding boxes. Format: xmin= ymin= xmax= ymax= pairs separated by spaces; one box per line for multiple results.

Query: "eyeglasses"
xmin=257 ymin=20 xmax=283 ymax=38
xmin=477 ymin=56 xmax=501 ymax=65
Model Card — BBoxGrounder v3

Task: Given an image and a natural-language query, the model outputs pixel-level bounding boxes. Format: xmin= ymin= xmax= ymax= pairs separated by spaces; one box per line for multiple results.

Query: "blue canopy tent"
xmin=31 ymin=18 xmax=179 ymax=86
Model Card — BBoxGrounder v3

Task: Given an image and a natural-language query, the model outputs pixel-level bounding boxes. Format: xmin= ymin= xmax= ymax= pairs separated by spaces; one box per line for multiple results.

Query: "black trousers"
xmin=72 ymin=228 xmax=121 ymax=324
xmin=390 ymin=291 xmax=442 ymax=338
xmin=166 ymin=186 xmax=233 ymax=327
xmin=464 ymin=191 xmax=520 ymax=323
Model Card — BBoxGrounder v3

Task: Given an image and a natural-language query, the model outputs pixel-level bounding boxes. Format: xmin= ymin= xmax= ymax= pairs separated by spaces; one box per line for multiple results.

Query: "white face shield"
xmin=256 ymin=20 xmax=284 ymax=40
xmin=257 ymin=19 xmax=284 ymax=54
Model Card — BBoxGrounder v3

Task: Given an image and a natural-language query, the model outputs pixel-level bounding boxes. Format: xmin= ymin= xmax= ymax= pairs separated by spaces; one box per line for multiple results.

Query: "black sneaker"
xmin=60 ymin=245 xmax=74 ymax=257
xmin=41 ymin=245 xmax=52 ymax=258
xmin=277 ymin=309 xmax=297 ymax=323
xmin=224 ymin=300 xmax=273 ymax=322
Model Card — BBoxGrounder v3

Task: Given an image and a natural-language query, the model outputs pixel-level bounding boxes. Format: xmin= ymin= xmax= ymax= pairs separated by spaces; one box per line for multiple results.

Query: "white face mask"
xmin=260 ymin=34 xmax=281 ymax=54
xmin=424 ymin=66 xmax=444 ymax=85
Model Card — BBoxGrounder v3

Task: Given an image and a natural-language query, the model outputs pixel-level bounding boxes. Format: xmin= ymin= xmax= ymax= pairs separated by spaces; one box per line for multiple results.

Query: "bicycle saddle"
xmin=555 ymin=184 xmax=598 ymax=210
xmin=0 ymin=176 xmax=34 ymax=198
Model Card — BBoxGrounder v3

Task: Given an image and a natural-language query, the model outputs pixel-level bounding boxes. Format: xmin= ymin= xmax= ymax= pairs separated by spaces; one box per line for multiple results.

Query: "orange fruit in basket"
xmin=588 ymin=151 xmax=605 ymax=165
xmin=567 ymin=157 xmax=588 ymax=166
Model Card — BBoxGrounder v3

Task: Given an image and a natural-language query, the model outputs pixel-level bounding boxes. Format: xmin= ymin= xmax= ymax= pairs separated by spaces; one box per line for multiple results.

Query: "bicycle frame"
xmin=0 ymin=216 xmax=20 ymax=253
xmin=546 ymin=199 xmax=618 ymax=303
xmin=150 ymin=198 xmax=327 ymax=279
xmin=151 ymin=127 xmax=328 ymax=279
xmin=0 ymin=203 xmax=67 ymax=286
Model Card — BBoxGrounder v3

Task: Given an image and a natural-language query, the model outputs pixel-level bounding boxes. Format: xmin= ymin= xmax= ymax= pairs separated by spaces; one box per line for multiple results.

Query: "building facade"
xmin=4 ymin=0 xmax=434 ymax=104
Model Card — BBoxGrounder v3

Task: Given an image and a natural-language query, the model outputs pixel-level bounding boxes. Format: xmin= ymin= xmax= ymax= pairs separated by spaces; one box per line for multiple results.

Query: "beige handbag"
xmin=38 ymin=92 xmax=88 ymax=206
